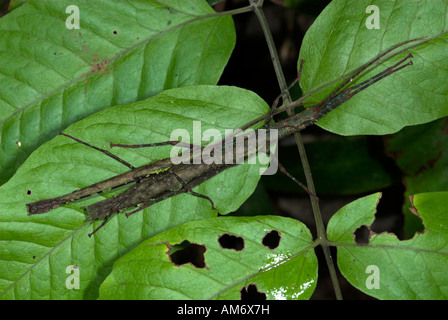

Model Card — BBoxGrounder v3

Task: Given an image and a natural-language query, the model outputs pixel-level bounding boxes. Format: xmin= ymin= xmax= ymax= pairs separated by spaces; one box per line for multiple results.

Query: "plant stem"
xmin=250 ymin=0 xmax=343 ymax=299
xmin=208 ymin=4 xmax=255 ymax=17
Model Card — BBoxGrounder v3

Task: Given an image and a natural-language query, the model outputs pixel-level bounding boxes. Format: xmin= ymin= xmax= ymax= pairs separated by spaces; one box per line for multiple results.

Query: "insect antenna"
xmin=59 ymin=133 xmax=135 ymax=169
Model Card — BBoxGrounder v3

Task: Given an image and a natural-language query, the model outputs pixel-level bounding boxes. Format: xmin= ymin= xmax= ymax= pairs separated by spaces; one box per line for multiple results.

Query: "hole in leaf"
xmin=113 ymin=30 xmax=117 ymax=35
xmin=262 ymin=230 xmax=281 ymax=249
xmin=240 ymin=284 xmax=267 ymax=300
xmin=354 ymin=225 xmax=370 ymax=244
xmin=370 ymin=188 xmax=407 ymax=239
xmin=407 ymin=195 xmax=427 ymax=238
xmin=218 ymin=234 xmax=244 ymax=251
xmin=26 ymin=190 xmax=32 ymax=195
xmin=168 ymin=240 xmax=207 ymax=269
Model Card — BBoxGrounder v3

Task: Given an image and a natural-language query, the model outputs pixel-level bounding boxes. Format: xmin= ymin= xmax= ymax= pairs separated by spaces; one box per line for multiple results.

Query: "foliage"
xmin=0 ymin=0 xmax=447 ymax=300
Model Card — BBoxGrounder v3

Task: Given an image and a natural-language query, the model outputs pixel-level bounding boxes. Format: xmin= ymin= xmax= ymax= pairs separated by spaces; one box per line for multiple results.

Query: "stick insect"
xmin=27 ymin=39 xmax=420 ymax=237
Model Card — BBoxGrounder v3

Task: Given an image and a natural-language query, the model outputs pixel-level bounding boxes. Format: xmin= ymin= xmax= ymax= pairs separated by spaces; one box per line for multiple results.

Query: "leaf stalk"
xmin=250 ymin=0 xmax=343 ymax=300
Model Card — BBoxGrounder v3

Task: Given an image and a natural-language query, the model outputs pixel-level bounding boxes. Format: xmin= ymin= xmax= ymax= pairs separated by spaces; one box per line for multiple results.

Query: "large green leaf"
xmin=327 ymin=192 xmax=448 ymax=299
xmin=299 ymin=0 xmax=448 ymax=135
xmin=0 ymin=0 xmax=235 ymax=185
xmin=385 ymin=118 xmax=448 ymax=236
xmin=0 ymin=85 xmax=269 ymax=299
xmin=98 ymin=216 xmax=318 ymax=300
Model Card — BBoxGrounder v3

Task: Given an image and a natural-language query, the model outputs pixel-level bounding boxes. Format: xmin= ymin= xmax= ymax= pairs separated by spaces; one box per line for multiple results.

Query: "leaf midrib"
xmin=1 ymin=7 xmax=225 ymax=127
xmin=329 ymin=240 xmax=448 ymax=255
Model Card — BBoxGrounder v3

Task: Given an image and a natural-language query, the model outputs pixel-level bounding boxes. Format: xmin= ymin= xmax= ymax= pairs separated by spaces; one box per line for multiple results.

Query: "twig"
xmin=250 ymin=0 xmax=343 ymax=299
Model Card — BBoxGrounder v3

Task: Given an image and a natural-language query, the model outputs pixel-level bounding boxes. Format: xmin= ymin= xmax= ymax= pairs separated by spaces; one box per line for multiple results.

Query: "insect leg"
xmin=266 ymin=59 xmax=306 ymax=124
xmin=88 ymin=215 xmax=111 ymax=237
xmin=110 ymin=140 xmax=204 ymax=164
xmin=110 ymin=141 xmax=201 ymax=150
xmin=172 ymin=172 xmax=219 ymax=212
xmin=277 ymin=162 xmax=319 ymax=201
xmin=186 ymin=190 xmax=218 ymax=211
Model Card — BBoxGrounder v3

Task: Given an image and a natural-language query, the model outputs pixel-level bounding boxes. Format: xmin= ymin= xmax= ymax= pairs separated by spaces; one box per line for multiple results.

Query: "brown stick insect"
xmin=27 ymin=39 xmax=421 ymax=237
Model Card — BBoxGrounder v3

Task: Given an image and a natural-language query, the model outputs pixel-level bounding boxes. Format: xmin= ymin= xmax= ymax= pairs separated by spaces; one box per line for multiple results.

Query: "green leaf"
xmin=0 ymin=0 xmax=235 ymax=185
xmin=327 ymin=192 xmax=448 ymax=299
xmin=299 ymin=0 xmax=448 ymax=135
xmin=98 ymin=216 xmax=318 ymax=300
xmin=206 ymin=0 xmax=224 ymax=6
xmin=8 ymin=0 xmax=27 ymax=11
xmin=385 ymin=118 xmax=448 ymax=236
xmin=0 ymin=85 xmax=269 ymax=300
